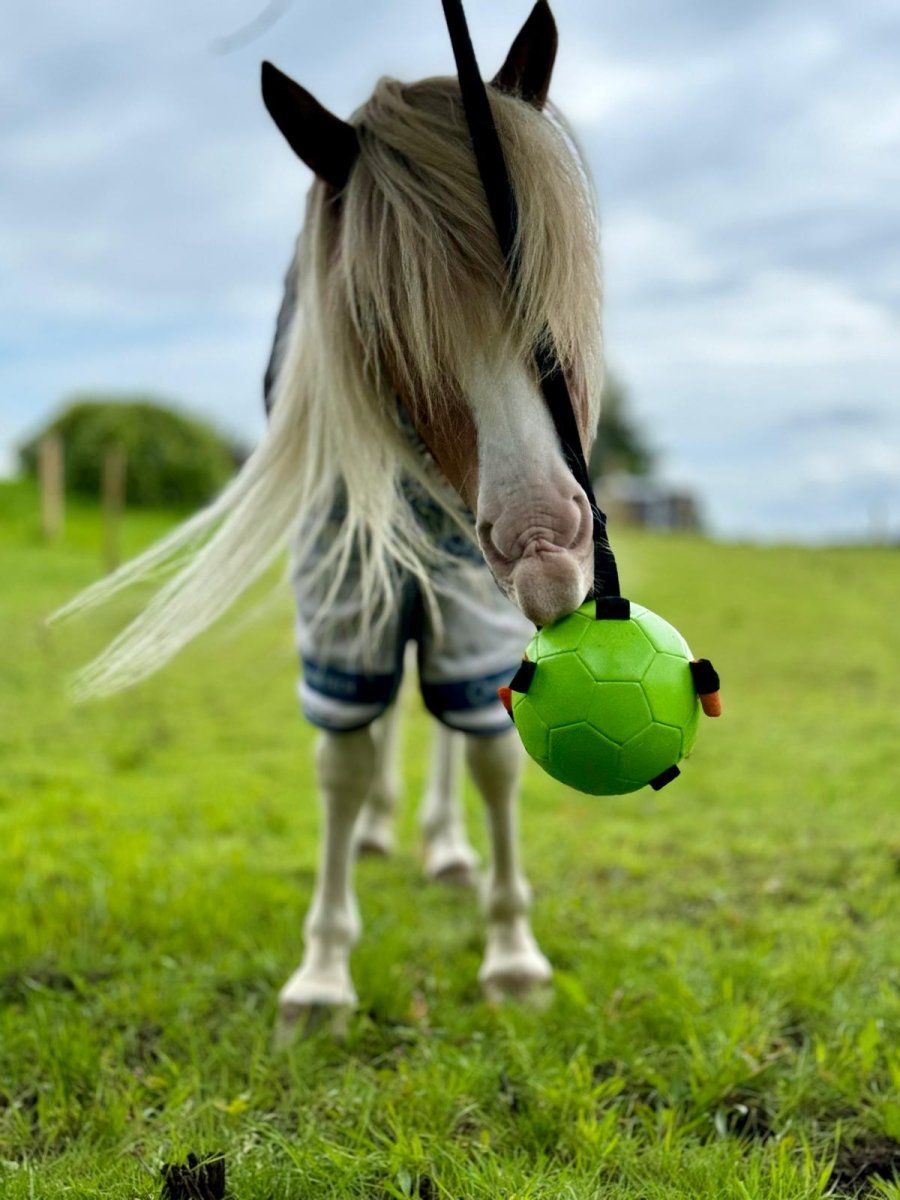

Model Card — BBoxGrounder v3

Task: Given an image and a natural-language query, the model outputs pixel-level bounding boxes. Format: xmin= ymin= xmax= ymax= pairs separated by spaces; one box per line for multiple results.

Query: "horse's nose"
xmin=478 ymin=491 xmax=588 ymax=563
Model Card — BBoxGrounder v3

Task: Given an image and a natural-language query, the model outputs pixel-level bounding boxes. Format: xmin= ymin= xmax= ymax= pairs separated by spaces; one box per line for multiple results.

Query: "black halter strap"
xmin=441 ymin=0 xmax=620 ymax=600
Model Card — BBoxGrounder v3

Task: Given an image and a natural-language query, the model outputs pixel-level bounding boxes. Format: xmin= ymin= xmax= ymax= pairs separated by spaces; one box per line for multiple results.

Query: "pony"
xmin=58 ymin=0 xmax=604 ymax=1023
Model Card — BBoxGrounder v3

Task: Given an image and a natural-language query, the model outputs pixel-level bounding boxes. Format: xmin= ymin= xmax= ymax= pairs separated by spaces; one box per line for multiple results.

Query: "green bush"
xmin=19 ymin=396 xmax=236 ymax=508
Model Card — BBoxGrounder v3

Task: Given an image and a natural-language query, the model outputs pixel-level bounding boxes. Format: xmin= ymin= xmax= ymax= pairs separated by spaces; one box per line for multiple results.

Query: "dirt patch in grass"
xmin=831 ymin=1135 xmax=900 ymax=1196
xmin=161 ymin=1152 xmax=226 ymax=1200
xmin=414 ymin=1176 xmax=438 ymax=1200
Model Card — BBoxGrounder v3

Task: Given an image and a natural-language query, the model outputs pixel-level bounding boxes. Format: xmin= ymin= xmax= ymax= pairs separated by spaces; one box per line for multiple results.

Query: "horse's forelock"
xmin=293 ymin=75 xmax=602 ymax=501
xmin=319 ymin=75 xmax=602 ymax=420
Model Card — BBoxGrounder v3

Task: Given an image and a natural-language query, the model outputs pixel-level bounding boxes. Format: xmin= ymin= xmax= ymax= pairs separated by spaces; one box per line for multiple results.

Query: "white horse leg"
xmin=466 ymin=731 xmax=552 ymax=1000
xmin=354 ymin=705 xmax=401 ymax=857
xmin=278 ymin=727 xmax=373 ymax=1023
xmin=421 ymin=726 xmax=480 ymax=886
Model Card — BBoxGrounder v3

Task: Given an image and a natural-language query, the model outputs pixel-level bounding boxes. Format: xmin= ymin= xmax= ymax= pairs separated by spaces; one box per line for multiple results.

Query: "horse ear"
xmin=261 ymin=61 xmax=359 ymax=190
xmin=491 ymin=0 xmax=558 ymax=109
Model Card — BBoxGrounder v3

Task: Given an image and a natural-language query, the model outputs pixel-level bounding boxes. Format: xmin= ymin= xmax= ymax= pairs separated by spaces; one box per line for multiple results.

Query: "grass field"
xmin=1 ymin=478 xmax=899 ymax=1199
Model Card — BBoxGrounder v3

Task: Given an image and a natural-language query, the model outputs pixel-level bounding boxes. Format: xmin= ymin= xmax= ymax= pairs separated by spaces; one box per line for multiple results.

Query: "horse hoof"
xmin=276 ymin=967 xmax=357 ymax=1040
xmin=274 ymin=1001 xmax=353 ymax=1043
xmin=354 ymin=818 xmax=395 ymax=859
xmin=424 ymin=843 xmax=480 ymax=888
xmin=479 ymin=951 xmax=553 ymax=1004
xmin=355 ymin=834 xmax=393 ymax=859
xmin=481 ymin=972 xmax=553 ymax=1006
xmin=429 ymin=860 xmax=479 ymax=888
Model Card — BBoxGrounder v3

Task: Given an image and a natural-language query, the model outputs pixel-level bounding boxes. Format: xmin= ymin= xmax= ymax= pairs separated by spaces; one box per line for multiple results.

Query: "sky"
xmin=2 ymin=0 xmax=898 ymax=542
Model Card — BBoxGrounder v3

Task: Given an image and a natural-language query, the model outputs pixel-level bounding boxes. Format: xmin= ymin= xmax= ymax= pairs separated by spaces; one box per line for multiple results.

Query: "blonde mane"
xmin=57 ymin=76 xmax=603 ymax=697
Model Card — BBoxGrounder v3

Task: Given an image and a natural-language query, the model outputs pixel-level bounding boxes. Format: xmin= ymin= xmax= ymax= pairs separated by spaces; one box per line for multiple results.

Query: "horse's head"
xmin=263 ymin=0 xmax=602 ymax=627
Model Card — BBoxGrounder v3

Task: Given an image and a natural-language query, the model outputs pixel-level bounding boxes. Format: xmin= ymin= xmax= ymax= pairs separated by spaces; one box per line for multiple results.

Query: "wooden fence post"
xmin=102 ymin=444 xmax=127 ymax=573
xmin=38 ymin=433 xmax=65 ymax=542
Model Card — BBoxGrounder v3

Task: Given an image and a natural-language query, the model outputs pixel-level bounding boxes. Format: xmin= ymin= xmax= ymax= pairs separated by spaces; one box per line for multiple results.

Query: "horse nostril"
xmin=476 ymin=519 xmax=493 ymax=547
xmin=476 ymin=520 xmax=505 ymax=561
xmin=567 ymin=493 xmax=590 ymax=549
xmin=477 ymin=518 xmax=521 ymax=568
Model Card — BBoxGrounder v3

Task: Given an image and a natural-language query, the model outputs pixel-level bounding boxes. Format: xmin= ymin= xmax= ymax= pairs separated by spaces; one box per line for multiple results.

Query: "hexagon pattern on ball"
xmin=510 ymin=600 xmax=700 ymax=796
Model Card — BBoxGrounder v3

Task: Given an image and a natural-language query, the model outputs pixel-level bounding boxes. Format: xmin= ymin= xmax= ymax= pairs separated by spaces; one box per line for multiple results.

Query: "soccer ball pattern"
xmin=511 ymin=601 xmax=700 ymax=795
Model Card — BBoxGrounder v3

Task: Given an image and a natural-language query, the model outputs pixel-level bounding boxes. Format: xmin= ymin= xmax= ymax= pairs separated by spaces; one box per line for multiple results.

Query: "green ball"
xmin=511 ymin=601 xmax=700 ymax=795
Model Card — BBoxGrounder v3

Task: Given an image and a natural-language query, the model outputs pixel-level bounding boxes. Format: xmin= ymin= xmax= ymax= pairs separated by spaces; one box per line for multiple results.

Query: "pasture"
xmin=1 ymin=478 xmax=898 ymax=1199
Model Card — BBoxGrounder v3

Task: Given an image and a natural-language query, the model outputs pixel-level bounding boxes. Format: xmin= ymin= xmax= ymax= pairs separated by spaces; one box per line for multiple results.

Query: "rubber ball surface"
xmin=511 ymin=601 xmax=700 ymax=795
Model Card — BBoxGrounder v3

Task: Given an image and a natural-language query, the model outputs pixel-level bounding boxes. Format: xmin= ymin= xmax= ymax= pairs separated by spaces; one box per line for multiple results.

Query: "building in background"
xmin=595 ymin=471 xmax=703 ymax=533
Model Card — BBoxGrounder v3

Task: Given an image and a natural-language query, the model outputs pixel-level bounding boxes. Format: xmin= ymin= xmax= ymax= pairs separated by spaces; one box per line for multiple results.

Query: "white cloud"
xmin=801 ymin=439 xmax=900 ymax=488
xmin=553 ymin=55 xmax=660 ymax=126
xmin=639 ymin=269 xmax=897 ymax=371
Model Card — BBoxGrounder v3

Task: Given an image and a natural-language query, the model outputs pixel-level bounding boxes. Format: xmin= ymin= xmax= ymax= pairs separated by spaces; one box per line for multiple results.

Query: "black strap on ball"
xmin=595 ymin=596 xmax=630 ymax=621
xmin=509 ymin=659 xmax=537 ymax=694
xmin=689 ymin=658 xmax=720 ymax=695
xmin=649 ymin=764 xmax=680 ymax=791
xmin=441 ymin=0 xmax=620 ymax=602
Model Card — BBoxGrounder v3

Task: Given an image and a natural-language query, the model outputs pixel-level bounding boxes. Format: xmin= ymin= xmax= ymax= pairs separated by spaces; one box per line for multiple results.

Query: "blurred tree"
xmin=589 ymin=374 xmax=655 ymax=480
xmin=20 ymin=396 xmax=234 ymax=508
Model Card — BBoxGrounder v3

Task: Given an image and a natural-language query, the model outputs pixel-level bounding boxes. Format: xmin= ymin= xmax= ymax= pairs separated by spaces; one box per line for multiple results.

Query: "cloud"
xmin=777 ymin=405 xmax=886 ymax=434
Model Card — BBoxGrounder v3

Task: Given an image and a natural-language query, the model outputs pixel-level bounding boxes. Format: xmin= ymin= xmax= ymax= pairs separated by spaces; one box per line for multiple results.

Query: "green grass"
xmin=1 ymin=477 xmax=899 ymax=1199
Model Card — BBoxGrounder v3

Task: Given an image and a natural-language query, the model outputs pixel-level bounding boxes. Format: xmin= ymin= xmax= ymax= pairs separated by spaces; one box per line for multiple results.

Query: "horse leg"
xmin=354 ymin=705 xmax=401 ymax=858
xmin=421 ymin=725 xmax=480 ymax=886
xmin=278 ymin=726 xmax=373 ymax=1024
xmin=466 ymin=731 xmax=552 ymax=999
